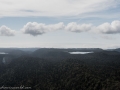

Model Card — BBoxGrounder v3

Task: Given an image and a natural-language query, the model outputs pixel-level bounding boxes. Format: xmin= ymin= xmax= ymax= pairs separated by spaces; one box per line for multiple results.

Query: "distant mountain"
xmin=32 ymin=48 xmax=103 ymax=56
xmin=0 ymin=48 xmax=120 ymax=89
xmin=0 ymin=48 xmax=39 ymax=53
xmin=7 ymin=50 xmax=28 ymax=56
xmin=32 ymin=48 xmax=70 ymax=58
xmin=90 ymin=50 xmax=120 ymax=55
xmin=114 ymin=48 xmax=120 ymax=52
xmin=0 ymin=49 xmax=33 ymax=65
xmin=0 ymin=50 xmax=120 ymax=90
xmin=0 ymin=48 xmax=16 ymax=53
xmin=65 ymin=48 xmax=103 ymax=52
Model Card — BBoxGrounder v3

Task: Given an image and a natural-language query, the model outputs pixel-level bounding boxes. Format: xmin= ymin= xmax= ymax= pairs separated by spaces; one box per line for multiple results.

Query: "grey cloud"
xmin=0 ymin=0 xmax=119 ymax=17
xmin=22 ymin=20 xmax=120 ymax=36
xmin=22 ymin=22 xmax=64 ymax=36
xmin=65 ymin=22 xmax=93 ymax=32
xmin=0 ymin=26 xmax=15 ymax=36
xmin=0 ymin=20 xmax=120 ymax=37
xmin=96 ymin=20 xmax=120 ymax=34
xmin=22 ymin=22 xmax=92 ymax=36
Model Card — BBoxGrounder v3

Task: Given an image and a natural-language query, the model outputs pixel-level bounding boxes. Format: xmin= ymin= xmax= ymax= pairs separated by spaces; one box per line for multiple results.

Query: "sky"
xmin=0 ymin=0 xmax=120 ymax=49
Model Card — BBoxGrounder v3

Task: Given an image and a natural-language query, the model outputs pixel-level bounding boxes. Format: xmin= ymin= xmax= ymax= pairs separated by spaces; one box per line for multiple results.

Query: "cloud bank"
xmin=21 ymin=20 xmax=120 ymax=36
xmin=0 ymin=20 xmax=120 ymax=36
xmin=0 ymin=0 xmax=119 ymax=17
xmin=0 ymin=26 xmax=15 ymax=36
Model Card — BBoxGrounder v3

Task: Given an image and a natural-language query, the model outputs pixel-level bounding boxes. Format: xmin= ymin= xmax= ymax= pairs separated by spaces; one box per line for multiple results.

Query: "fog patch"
xmin=2 ymin=56 xmax=12 ymax=64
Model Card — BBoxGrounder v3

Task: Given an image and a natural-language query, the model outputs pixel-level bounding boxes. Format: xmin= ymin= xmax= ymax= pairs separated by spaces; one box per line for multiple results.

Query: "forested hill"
xmin=0 ymin=48 xmax=120 ymax=90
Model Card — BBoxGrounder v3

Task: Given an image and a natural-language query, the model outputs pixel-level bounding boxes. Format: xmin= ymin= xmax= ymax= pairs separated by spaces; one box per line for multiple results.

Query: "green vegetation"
xmin=0 ymin=48 xmax=120 ymax=90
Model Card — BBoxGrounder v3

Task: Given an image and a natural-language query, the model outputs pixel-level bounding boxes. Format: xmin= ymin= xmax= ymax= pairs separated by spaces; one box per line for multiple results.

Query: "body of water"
xmin=0 ymin=52 xmax=8 ymax=54
xmin=69 ymin=52 xmax=93 ymax=54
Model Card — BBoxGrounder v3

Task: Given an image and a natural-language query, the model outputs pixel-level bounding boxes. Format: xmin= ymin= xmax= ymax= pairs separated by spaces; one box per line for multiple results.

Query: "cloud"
xmin=0 ymin=0 xmax=119 ymax=17
xmin=0 ymin=26 xmax=15 ymax=36
xmin=65 ymin=22 xmax=93 ymax=32
xmin=22 ymin=22 xmax=64 ymax=36
xmin=22 ymin=20 xmax=120 ymax=36
xmin=95 ymin=20 xmax=120 ymax=34
xmin=22 ymin=22 xmax=93 ymax=36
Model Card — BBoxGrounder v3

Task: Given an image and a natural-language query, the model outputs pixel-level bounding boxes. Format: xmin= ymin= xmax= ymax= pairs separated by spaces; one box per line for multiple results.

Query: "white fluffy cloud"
xmin=0 ymin=20 xmax=119 ymax=36
xmin=65 ymin=22 xmax=93 ymax=32
xmin=0 ymin=26 xmax=15 ymax=36
xmin=22 ymin=22 xmax=93 ymax=36
xmin=22 ymin=22 xmax=64 ymax=36
xmin=96 ymin=20 xmax=120 ymax=34
xmin=0 ymin=0 xmax=119 ymax=17
xmin=22 ymin=20 xmax=120 ymax=36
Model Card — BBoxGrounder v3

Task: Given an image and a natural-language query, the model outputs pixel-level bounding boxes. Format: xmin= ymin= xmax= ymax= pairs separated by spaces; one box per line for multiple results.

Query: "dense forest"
xmin=0 ymin=48 xmax=120 ymax=90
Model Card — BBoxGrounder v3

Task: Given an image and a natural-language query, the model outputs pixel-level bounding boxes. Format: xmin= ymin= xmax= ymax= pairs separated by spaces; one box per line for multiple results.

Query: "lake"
xmin=69 ymin=52 xmax=93 ymax=54
xmin=0 ymin=52 xmax=8 ymax=54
